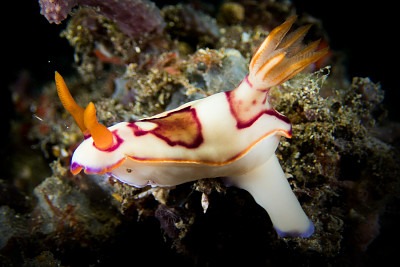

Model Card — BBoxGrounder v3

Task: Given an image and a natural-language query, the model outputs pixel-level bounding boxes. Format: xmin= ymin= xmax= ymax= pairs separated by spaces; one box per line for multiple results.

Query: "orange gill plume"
xmin=249 ymin=15 xmax=329 ymax=88
xmin=55 ymin=72 xmax=114 ymax=150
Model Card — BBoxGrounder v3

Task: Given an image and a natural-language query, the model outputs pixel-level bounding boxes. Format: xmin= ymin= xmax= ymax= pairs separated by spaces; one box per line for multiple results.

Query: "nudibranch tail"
xmin=248 ymin=15 xmax=329 ymax=89
xmin=55 ymin=72 xmax=87 ymax=134
xmin=83 ymin=102 xmax=114 ymax=150
xmin=231 ymin=154 xmax=314 ymax=238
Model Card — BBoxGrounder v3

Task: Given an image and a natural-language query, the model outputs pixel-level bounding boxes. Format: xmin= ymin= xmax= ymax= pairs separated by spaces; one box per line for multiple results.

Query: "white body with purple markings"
xmin=57 ymin=16 xmax=328 ymax=238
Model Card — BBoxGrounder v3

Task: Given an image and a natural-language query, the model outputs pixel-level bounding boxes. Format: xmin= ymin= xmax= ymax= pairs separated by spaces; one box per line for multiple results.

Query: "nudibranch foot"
xmin=230 ymin=154 xmax=314 ymax=237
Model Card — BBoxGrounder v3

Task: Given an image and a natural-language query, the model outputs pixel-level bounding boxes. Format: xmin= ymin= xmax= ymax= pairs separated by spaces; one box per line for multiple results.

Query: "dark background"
xmin=293 ymin=0 xmax=397 ymax=121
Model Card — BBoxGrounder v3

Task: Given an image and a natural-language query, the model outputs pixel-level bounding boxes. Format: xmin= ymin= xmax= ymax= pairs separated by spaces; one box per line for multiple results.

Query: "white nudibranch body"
xmin=55 ymin=15 xmax=328 ymax=238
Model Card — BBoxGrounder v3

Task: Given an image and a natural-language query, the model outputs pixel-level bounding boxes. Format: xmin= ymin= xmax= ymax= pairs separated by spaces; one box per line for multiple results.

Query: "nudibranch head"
xmin=55 ymin=15 xmax=328 ymax=238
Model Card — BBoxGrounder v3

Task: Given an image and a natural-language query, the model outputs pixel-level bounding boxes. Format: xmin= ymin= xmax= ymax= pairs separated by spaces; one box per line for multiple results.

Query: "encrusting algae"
xmin=1 ymin=0 xmax=399 ymax=266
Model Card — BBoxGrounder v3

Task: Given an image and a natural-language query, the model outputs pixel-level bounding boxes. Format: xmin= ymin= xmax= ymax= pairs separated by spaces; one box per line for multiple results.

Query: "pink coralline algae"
xmin=39 ymin=0 xmax=164 ymax=38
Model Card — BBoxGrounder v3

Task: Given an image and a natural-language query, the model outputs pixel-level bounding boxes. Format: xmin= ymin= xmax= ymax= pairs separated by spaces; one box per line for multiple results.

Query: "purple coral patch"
xmin=155 ymin=204 xmax=181 ymax=239
xmin=38 ymin=0 xmax=164 ymax=38
xmin=39 ymin=0 xmax=75 ymax=23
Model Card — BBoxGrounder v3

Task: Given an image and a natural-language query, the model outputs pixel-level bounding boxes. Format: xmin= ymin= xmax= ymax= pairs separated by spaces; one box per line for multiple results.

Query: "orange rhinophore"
xmin=55 ymin=72 xmax=87 ymax=134
xmin=83 ymin=102 xmax=114 ymax=150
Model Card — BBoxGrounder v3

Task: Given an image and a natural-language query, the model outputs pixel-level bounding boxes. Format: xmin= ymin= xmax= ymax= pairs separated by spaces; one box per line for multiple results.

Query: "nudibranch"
xmin=55 ymin=15 xmax=328 ymax=238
